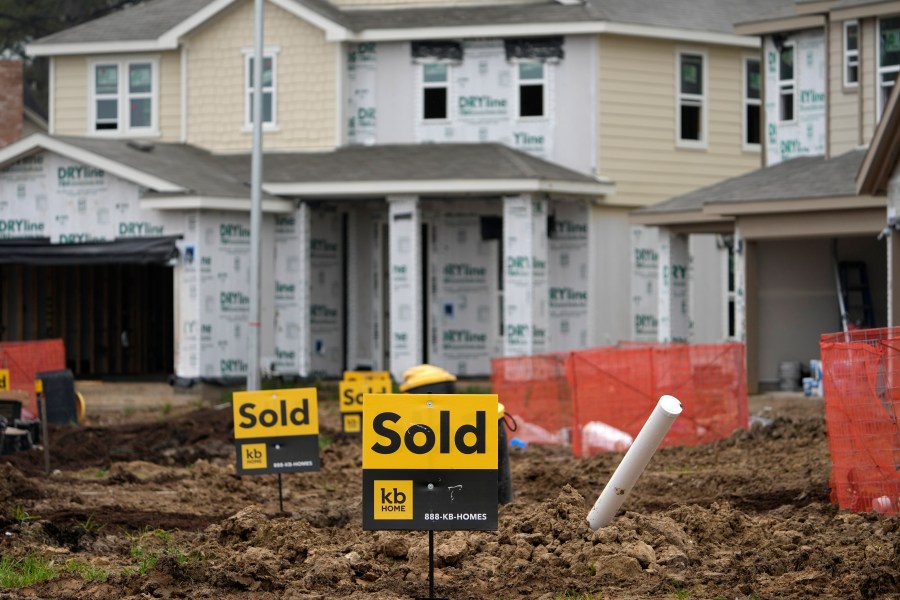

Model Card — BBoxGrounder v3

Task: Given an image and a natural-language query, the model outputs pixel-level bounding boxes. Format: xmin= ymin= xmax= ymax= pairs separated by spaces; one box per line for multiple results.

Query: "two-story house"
xmin=632 ymin=0 xmax=900 ymax=392
xmin=0 ymin=0 xmax=786 ymax=383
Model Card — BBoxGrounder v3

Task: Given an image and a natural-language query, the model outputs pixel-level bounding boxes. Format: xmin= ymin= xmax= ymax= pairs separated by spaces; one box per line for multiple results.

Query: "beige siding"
xmin=829 ymin=19 xmax=861 ymax=155
xmin=158 ymin=51 xmax=182 ymax=142
xmin=185 ymin=0 xmax=336 ymax=152
xmin=598 ymin=35 xmax=760 ymax=208
xmin=52 ymin=55 xmax=88 ymax=135
xmin=862 ymin=17 xmax=877 ymax=142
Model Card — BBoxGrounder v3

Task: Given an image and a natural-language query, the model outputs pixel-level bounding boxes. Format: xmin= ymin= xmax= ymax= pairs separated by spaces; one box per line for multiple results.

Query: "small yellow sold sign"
xmin=0 ymin=369 xmax=9 ymax=391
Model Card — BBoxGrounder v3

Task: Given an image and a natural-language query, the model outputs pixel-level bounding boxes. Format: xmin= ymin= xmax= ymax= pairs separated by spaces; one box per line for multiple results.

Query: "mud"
xmin=1 ymin=393 xmax=898 ymax=599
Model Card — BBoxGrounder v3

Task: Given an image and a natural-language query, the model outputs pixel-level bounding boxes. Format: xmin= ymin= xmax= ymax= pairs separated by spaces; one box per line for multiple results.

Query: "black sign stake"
xmin=416 ymin=529 xmax=447 ymax=600
xmin=278 ymin=473 xmax=284 ymax=513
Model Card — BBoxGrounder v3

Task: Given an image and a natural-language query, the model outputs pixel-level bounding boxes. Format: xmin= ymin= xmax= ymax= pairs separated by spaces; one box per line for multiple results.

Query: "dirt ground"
xmin=0 ymin=389 xmax=898 ymax=599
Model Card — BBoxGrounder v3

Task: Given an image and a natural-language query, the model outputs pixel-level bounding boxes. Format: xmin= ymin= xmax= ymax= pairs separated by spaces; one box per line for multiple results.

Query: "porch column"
xmin=657 ymin=228 xmax=689 ymax=343
xmin=388 ymin=195 xmax=423 ymax=380
xmin=503 ymin=194 xmax=549 ymax=356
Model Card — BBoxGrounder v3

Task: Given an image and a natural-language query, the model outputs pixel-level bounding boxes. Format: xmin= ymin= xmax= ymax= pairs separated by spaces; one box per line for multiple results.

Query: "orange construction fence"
xmin=491 ymin=352 xmax=572 ymax=445
xmin=0 ymin=339 xmax=66 ymax=417
xmin=821 ymin=328 xmax=900 ymax=515
xmin=492 ymin=342 xmax=748 ymax=457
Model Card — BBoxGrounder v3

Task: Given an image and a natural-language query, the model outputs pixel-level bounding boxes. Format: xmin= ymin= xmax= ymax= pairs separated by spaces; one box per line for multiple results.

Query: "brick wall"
xmin=0 ymin=59 xmax=23 ymax=147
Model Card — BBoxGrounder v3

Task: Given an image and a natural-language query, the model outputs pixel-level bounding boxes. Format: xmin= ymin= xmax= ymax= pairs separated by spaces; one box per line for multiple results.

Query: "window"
xmin=422 ymin=63 xmax=449 ymax=120
xmin=844 ymin=21 xmax=859 ymax=87
xmin=518 ymin=62 xmax=545 ymax=117
xmin=744 ymin=57 xmax=761 ymax=148
xmin=245 ymin=53 xmax=276 ymax=127
xmin=90 ymin=59 xmax=157 ymax=134
xmin=778 ymin=43 xmax=795 ymax=122
xmin=879 ymin=16 xmax=900 ymax=116
xmin=677 ymin=52 xmax=706 ymax=146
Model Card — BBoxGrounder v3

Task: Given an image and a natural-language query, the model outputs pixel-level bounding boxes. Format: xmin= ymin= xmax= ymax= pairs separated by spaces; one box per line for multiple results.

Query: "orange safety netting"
xmin=568 ymin=342 xmax=746 ymax=457
xmin=491 ymin=342 xmax=747 ymax=456
xmin=491 ymin=352 xmax=572 ymax=445
xmin=0 ymin=339 xmax=66 ymax=417
xmin=821 ymin=328 xmax=900 ymax=515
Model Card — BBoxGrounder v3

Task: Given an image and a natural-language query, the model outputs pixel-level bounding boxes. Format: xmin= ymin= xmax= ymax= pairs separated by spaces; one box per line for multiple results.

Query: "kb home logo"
xmin=374 ymin=480 xmax=413 ymax=520
xmin=220 ymin=223 xmax=250 ymax=245
xmin=119 ymin=221 xmax=164 ymax=236
xmin=57 ymin=165 xmax=104 ymax=187
xmin=220 ymin=291 xmax=250 ymax=311
xmin=0 ymin=219 xmax=44 ymax=237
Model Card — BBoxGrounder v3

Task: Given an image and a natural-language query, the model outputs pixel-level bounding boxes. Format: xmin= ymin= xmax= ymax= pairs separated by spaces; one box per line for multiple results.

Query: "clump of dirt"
xmin=0 ymin=394 xmax=898 ymax=599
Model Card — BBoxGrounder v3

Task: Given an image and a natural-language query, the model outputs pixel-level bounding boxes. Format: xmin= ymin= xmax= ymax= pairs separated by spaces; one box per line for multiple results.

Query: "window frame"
xmin=844 ymin=20 xmax=860 ymax=88
xmin=88 ymin=57 xmax=159 ymax=136
xmin=743 ymin=55 xmax=761 ymax=152
xmin=514 ymin=60 xmax=548 ymax=120
xmin=877 ymin=16 xmax=900 ymax=120
xmin=676 ymin=49 xmax=708 ymax=149
xmin=778 ymin=41 xmax=796 ymax=124
xmin=243 ymin=47 xmax=279 ymax=131
xmin=420 ymin=61 xmax=451 ymax=122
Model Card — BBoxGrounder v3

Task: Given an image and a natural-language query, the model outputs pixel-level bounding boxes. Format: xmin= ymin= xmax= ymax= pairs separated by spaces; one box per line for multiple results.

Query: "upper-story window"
xmin=744 ymin=57 xmax=761 ymax=148
xmin=244 ymin=51 xmax=277 ymax=128
xmin=677 ymin=51 xmax=706 ymax=147
xmin=422 ymin=63 xmax=449 ymax=120
xmin=517 ymin=62 xmax=545 ymax=118
xmin=878 ymin=16 xmax=900 ymax=117
xmin=90 ymin=59 xmax=157 ymax=134
xmin=778 ymin=43 xmax=795 ymax=122
xmin=844 ymin=21 xmax=859 ymax=87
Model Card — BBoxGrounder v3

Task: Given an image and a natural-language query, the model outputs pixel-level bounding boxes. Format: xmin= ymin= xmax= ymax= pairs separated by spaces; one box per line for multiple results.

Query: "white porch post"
xmin=388 ymin=195 xmax=422 ymax=380
xmin=503 ymin=194 xmax=549 ymax=356
xmin=657 ymin=228 xmax=690 ymax=343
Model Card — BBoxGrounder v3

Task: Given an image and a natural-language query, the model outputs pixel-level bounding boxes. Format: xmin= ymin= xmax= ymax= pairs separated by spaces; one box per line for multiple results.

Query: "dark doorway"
xmin=0 ymin=263 xmax=174 ymax=378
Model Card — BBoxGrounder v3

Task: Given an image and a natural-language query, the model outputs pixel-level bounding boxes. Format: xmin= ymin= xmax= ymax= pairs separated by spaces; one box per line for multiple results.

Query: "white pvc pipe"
xmin=586 ymin=395 xmax=683 ymax=530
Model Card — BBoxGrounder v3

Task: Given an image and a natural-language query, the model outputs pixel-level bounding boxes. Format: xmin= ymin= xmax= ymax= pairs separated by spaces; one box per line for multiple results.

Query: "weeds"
xmin=11 ymin=505 xmax=39 ymax=524
xmin=66 ymin=560 xmax=108 ymax=583
xmin=671 ymin=579 xmax=691 ymax=599
xmin=555 ymin=592 xmax=601 ymax=600
xmin=0 ymin=554 xmax=57 ymax=588
xmin=125 ymin=528 xmax=205 ymax=576
xmin=318 ymin=434 xmax=333 ymax=450
xmin=76 ymin=513 xmax=105 ymax=534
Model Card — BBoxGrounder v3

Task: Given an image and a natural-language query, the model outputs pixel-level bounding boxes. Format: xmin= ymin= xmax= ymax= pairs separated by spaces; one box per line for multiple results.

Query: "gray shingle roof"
xmin=31 ymin=0 xmax=793 ymax=47
xmin=34 ymin=0 xmax=218 ymax=45
xmin=56 ymin=135 xmax=260 ymax=198
xmin=247 ymin=142 xmax=599 ymax=184
xmin=635 ymin=149 xmax=867 ymax=215
xmin=52 ymin=137 xmax=597 ymax=198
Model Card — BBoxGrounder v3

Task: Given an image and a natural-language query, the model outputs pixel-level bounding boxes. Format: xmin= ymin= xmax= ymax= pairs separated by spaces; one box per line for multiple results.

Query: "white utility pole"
xmin=247 ymin=0 xmax=264 ymax=391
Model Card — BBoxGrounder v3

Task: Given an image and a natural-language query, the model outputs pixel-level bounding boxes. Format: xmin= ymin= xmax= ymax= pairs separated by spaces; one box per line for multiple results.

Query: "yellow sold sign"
xmin=232 ymin=387 xmax=320 ymax=475
xmin=362 ymin=393 xmax=499 ymax=531
xmin=0 ymin=369 xmax=8 ymax=391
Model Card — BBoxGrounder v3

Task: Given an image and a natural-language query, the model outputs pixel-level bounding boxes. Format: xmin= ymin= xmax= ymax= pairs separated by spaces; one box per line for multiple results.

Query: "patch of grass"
xmin=318 ymin=434 xmax=333 ymax=450
xmin=11 ymin=505 xmax=39 ymax=524
xmin=94 ymin=468 xmax=108 ymax=478
xmin=587 ymin=562 xmax=596 ymax=576
xmin=0 ymin=554 xmax=57 ymax=588
xmin=555 ymin=592 xmax=601 ymax=600
xmin=671 ymin=579 xmax=691 ymax=599
xmin=66 ymin=560 xmax=108 ymax=583
xmin=125 ymin=528 xmax=205 ymax=576
xmin=123 ymin=406 xmax=136 ymax=418
xmin=161 ymin=402 xmax=172 ymax=416
xmin=76 ymin=513 xmax=105 ymax=534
